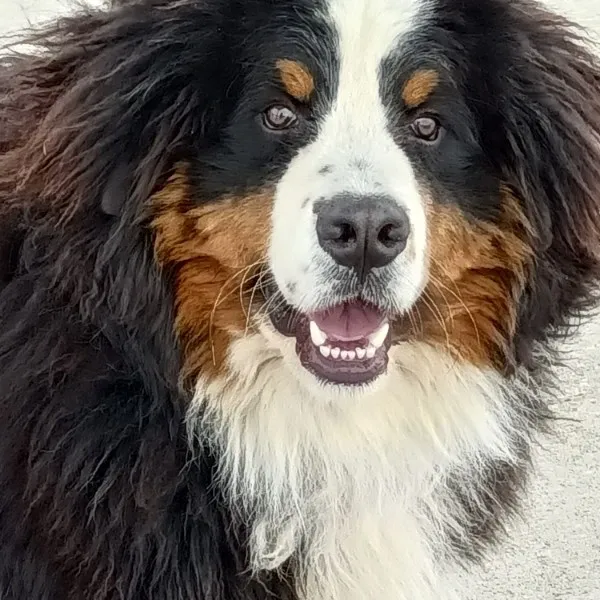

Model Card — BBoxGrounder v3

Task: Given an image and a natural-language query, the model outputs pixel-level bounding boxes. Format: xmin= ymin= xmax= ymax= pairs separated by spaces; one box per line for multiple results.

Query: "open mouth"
xmin=267 ymin=293 xmax=392 ymax=386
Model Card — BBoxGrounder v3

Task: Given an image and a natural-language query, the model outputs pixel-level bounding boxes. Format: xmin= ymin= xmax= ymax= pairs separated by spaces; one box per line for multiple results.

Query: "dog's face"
xmin=152 ymin=0 xmax=541 ymax=398
xmin=262 ymin=2 xmax=532 ymax=392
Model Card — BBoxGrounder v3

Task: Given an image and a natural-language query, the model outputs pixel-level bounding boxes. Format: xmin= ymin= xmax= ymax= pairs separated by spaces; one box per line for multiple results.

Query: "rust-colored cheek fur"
xmin=152 ymin=166 xmax=273 ymax=381
xmin=400 ymin=190 xmax=533 ymax=369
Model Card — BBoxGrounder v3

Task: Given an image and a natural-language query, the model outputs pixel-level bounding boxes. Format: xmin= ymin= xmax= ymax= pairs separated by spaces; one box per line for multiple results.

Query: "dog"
xmin=1 ymin=0 xmax=600 ymax=598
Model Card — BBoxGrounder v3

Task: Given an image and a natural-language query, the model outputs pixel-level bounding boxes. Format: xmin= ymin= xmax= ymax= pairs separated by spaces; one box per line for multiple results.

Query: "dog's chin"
xmin=264 ymin=289 xmax=394 ymax=389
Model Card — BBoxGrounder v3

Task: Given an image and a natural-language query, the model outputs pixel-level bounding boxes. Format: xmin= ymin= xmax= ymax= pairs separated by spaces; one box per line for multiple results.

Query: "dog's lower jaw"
xmin=188 ymin=334 xmax=531 ymax=600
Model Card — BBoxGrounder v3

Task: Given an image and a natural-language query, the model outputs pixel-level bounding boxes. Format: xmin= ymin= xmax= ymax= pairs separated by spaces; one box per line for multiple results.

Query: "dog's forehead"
xmin=255 ymin=0 xmax=427 ymax=78
xmin=325 ymin=0 xmax=422 ymax=56
xmin=323 ymin=0 xmax=425 ymax=111
xmin=274 ymin=0 xmax=423 ymax=44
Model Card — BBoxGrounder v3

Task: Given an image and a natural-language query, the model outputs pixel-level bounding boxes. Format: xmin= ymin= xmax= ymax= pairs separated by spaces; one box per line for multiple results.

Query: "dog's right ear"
xmin=101 ymin=161 xmax=132 ymax=217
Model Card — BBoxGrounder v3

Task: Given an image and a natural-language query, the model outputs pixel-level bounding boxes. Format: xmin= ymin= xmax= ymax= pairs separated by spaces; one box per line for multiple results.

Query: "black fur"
xmin=1 ymin=1 xmax=600 ymax=598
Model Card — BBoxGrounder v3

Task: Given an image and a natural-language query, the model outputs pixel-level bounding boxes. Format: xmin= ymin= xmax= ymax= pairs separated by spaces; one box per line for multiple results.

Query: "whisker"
xmin=419 ymin=289 xmax=455 ymax=358
xmin=428 ymin=266 xmax=482 ymax=350
xmin=244 ymin=264 xmax=270 ymax=336
xmin=208 ymin=263 xmax=264 ymax=366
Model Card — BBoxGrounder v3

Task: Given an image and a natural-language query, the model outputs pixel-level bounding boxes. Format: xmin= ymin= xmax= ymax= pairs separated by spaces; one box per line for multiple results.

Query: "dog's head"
xmin=4 ymin=0 xmax=600 ymax=401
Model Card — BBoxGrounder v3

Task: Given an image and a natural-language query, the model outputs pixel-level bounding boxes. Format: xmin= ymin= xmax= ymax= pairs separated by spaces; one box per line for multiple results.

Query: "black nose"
xmin=315 ymin=194 xmax=410 ymax=279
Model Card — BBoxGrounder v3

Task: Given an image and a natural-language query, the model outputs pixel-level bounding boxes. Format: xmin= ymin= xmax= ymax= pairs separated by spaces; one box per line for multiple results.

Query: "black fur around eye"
xmin=262 ymin=104 xmax=298 ymax=131
xmin=411 ymin=116 xmax=441 ymax=142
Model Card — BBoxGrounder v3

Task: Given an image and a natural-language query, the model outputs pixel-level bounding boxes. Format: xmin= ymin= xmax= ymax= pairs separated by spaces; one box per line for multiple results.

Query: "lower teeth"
xmin=319 ymin=344 xmax=376 ymax=361
xmin=309 ymin=319 xmax=388 ymax=362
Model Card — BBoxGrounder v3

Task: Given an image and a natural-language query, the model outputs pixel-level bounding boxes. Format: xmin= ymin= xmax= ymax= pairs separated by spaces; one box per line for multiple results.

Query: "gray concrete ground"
xmin=1 ymin=1 xmax=599 ymax=598
xmin=464 ymin=317 xmax=600 ymax=599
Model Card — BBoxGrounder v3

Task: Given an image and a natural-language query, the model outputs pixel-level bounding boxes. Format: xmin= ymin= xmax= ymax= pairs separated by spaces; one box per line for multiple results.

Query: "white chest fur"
xmin=189 ymin=333 xmax=526 ymax=600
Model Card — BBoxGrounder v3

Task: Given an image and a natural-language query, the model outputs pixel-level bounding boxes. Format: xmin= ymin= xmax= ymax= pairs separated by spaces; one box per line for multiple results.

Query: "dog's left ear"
xmin=496 ymin=3 xmax=600 ymax=348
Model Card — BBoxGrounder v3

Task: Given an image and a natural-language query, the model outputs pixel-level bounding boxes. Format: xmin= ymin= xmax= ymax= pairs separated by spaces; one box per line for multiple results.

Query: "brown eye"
xmin=262 ymin=104 xmax=298 ymax=131
xmin=411 ymin=116 xmax=441 ymax=142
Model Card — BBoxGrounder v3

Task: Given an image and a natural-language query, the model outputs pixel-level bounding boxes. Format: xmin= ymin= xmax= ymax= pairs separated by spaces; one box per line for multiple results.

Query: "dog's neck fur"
xmin=189 ymin=332 xmax=528 ymax=600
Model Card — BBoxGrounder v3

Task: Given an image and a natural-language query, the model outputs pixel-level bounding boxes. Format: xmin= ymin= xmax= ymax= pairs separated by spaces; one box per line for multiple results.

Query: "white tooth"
xmin=341 ymin=350 xmax=349 ymax=361
xmin=356 ymin=347 xmax=366 ymax=359
xmin=347 ymin=350 xmax=356 ymax=361
xmin=366 ymin=345 xmax=377 ymax=359
xmin=368 ymin=322 xmax=389 ymax=349
xmin=310 ymin=321 xmax=327 ymax=346
xmin=320 ymin=345 xmax=331 ymax=358
xmin=331 ymin=347 xmax=341 ymax=359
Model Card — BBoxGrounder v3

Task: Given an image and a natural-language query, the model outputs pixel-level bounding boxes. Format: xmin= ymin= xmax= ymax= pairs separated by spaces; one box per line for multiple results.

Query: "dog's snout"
xmin=315 ymin=194 xmax=410 ymax=278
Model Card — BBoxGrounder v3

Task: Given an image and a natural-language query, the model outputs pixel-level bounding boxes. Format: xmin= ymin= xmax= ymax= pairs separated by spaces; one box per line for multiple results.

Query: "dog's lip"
xmin=265 ymin=290 xmax=392 ymax=386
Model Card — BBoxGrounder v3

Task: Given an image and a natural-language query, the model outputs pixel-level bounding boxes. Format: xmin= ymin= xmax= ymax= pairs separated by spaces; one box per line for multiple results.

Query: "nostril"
xmin=378 ymin=218 xmax=410 ymax=248
xmin=337 ymin=222 xmax=356 ymax=245
xmin=378 ymin=223 xmax=401 ymax=248
xmin=320 ymin=219 xmax=357 ymax=246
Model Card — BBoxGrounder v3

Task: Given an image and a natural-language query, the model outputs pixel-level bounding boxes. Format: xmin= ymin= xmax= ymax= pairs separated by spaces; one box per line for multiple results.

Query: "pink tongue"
xmin=311 ymin=301 xmax=385 ymax=342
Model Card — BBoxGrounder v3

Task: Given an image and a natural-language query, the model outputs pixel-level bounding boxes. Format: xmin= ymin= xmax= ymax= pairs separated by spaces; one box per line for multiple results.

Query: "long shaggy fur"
xmin=1 ymin=1 xmax=600 ymax=599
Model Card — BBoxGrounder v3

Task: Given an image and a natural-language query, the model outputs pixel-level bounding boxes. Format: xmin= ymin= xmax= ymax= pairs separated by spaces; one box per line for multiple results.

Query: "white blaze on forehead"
xmin=324 ymin=0 xmax=421 ymax=145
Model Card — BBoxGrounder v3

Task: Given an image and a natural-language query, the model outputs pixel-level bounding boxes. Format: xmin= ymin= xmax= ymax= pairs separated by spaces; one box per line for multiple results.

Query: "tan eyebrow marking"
xmin=276 ymin=59 xmax=315 ymax=102
xmin=402 ymin=69 xmax=440 ymax=108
